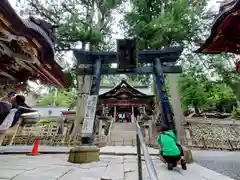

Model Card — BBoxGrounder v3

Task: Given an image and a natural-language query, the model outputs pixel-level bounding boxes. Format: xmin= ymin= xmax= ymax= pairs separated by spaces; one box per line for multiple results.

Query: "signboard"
xmin=117 ymin=39 xmax=137 ymax=70
xmin=81 ymin=95 xmax=98 ymax=136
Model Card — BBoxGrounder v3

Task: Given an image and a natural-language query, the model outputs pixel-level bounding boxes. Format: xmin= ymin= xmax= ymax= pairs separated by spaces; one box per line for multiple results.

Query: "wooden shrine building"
xmin=0 ymin=0 xmax=71 ymax=93
xmin=62 ymin=80 xmax=155 ymax=124
xmin=97 ymin=80 xmax=154 ymax=123
xmin=0 ymin=0 xmax=71 ymax=145
xmin=196 ymin=0 xmax=240 ymax=72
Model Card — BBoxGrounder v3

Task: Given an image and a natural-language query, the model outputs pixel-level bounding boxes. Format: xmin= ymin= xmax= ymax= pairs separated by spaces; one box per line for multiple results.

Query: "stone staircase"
xmin=107 ymin=122 xmax=137 ymax=146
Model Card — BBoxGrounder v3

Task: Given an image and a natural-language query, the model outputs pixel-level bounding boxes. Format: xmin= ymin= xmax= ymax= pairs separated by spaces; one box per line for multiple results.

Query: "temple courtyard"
xmin=0 ymin=146 xmax=238 ymax=180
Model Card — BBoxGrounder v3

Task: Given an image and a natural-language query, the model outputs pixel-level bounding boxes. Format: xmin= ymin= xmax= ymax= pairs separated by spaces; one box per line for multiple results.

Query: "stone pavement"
xmin=0 ymin=154 xmax=235 ymax=180
xmin=100 ymin=146 xmax=159 ymax=155
xmin=0 ymin=145 xmax=159 ymax=155
xmin=193 ymin=150 xmax=240 ymax=180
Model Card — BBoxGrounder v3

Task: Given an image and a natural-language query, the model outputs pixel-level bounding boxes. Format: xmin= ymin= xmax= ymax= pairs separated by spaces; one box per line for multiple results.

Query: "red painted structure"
xmin=196 ymin=0 xmax=240 ymax=73
xmin=197 ymin=0 xmax=240 ymax=54
xmin=0 ymin=0 xmax=71 ymax=88
xmin=236 ymin=59 xmax=240 ymax=72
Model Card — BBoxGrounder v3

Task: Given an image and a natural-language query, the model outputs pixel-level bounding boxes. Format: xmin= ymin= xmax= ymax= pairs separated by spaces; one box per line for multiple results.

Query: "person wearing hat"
xmin=157 ymin=124 xmax=187 ymax=170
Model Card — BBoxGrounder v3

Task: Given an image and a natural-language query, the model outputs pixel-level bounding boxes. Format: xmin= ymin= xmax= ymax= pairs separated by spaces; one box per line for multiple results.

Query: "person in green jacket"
xmin=157 ymin=124 xmax=187 ymax=170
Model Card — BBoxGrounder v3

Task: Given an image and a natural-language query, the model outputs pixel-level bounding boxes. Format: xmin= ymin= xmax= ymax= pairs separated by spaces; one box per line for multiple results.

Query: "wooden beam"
xmin=73 ymin=47 xmax=183 ymax=64
xmin=76 ymin=66 xmax=182 ymax=75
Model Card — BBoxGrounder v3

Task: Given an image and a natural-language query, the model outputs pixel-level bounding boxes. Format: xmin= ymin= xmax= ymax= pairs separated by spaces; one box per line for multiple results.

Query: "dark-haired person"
xmin=11 ymin=95 xmax=31 ymax=127
xmin=0 ymin=92 xmax=17 ymax=125
xmin=0 ymin=94 xmax=31 ymax=145
xmin=157 ymin=124 xmax=187 ymax=170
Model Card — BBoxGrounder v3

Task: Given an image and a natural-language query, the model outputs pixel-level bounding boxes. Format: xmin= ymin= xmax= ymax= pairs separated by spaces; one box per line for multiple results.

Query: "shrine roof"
xmin=196 ymin=0 xmax=240 ymax=54
xmin=0 ymin=0 xmax=71 ymax=88
xmin=99 ymin=80 xmax=153 ymax=97
xmin=99 ymin=87 xmax=153 ymax=96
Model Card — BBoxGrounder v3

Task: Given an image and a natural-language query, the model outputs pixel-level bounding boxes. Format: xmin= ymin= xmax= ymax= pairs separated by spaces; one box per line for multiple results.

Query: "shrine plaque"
xmin=82 ymin=95 xmax=98 ymax=136
xmin=117 ymin=39 xmax=137 ymax=70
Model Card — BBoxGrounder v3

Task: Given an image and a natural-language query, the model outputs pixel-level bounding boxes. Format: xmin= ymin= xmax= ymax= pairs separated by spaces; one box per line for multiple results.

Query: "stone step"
xmin=111 ymin=122 xmax=136 ymax=131
xmin=108 ymin=122 xmax=137 ymax=145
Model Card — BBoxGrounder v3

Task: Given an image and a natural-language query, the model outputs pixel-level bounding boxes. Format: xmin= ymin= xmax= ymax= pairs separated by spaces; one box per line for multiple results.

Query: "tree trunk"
xmin=193 ymin=104 xmax=200 ymax=115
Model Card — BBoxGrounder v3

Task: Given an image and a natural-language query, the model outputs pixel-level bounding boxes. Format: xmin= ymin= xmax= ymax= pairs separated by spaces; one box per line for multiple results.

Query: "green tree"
xmin=122 ymin=0 xmax=239 ymax=115
xmin=36 ymin=89 xmax=76 ymax=107
xmin=178 ymin=69 xmax=237 ymax=113
xmin=18 ymin=0 xmax=124 ymax=50
xmin=121 ymin=0 xmax=208 ymax=103
xmin=178 ymin=71 xmax=207 ymax=114
xmin=122 ymin=0 xmax=207 ymax=49
xmin=206 ymin=54 xmax=240 ymax=105
xmin=18 ymin=0 xmax=125 ymax=138
xmin=205 ymin=83 xmax=236 ymax=113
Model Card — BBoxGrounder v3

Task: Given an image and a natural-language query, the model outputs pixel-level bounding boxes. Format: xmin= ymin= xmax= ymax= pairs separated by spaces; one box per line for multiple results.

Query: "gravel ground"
xmin=193 ymin=150 xmax=240 ymax=180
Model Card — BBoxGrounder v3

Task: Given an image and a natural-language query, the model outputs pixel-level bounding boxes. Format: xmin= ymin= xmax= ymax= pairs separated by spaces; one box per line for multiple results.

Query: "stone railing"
xmin=184 ymin=121 xmax=240 ymax=150
xmin=2 ymin=134 xmax=107 ymax=147
xmin=3 ymin=119 xmax=240 ymax=151
xmin=145 ymin=120 xmax=240 ymax=151
xmin=20 ymin=124 xmax=61 ymax=136
xmin=2 ymin=122 xmax=108 ymax=147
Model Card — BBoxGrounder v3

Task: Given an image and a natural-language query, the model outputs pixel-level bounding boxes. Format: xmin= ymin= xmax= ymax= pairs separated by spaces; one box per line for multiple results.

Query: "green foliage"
xmin=122 ymin=0 xmax=238 ymax=114
xmin=178 ymin=70 xmax=237 ymax=113
xmin=37 ymin=119 xmax=58 ymax=125
xmin=36 ymin=89 xmax=76 ymax=107
xmin=178 ymin=72 xmax=207 ymax=113
xmin=19 ymin=0 xmax=124 ymax=50
xmin=18 ymin=0 xmax=239 ymax=114
xmin=205 ymin=54 xmax=240 ymax=102
xmin=205 ymin=83 xmax=236 ymax=113
xmin=232 ymin=108 xmax=240 ymax=120
xmin=123 ymin=0 xmax=207 ymax=49
xmin=38 ymin=119 xmax=50 ymax=124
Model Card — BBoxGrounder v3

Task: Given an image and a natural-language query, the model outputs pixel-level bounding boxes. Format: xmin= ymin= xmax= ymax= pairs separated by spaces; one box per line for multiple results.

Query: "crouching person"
xmin=157 ymin=124 xmax=187 ymax=170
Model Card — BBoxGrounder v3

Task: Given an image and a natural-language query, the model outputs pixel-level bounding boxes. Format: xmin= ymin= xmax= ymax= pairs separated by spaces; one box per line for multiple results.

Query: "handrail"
xmin=136 ymin=122 xmax=159 ymax=180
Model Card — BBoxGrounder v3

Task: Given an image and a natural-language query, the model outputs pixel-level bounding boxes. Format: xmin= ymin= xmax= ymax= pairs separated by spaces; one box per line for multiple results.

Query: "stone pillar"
xmin=148 ymin=119 xmax=153 ymax=144
xmin=185 ymin=128 xmax=192 ymax=146
xmin=113 ymin=105 xmax=117 ymax=122
xmin=102 ymin=105 xmax=105 ymax=116
xmin=0 ymin=130 xmax=6 ymax=145
xmin=143 ymin=105 xmax=146 ymax=114
xmin=167 ymin=74 xmax=185 ymax=143
xmin=98 ymin=120 xmax=102 ymax=135
xmin=131 ymin=106 xmax=134 ymax=123
xmin=137 ymin=106 xmax=141 ymax=119
xmin=71 ymin=74 xmax=92 ymax=137
xmin=145 ymin=126 xmax=151 ymax=145
xmin=68 ymin=146 xmax=100 ymax=164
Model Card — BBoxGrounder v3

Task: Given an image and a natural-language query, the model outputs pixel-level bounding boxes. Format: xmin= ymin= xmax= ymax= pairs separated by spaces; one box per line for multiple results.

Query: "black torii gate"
xmin=73 ymin=39 xmax=183 ymax=145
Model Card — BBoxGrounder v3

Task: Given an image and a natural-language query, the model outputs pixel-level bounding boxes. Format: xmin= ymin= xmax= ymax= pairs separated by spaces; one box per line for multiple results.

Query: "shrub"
xmin=232 ymin=108 xmax=240 ymax=120
xmin=38 ymin=119 xmax=50 ymax=124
